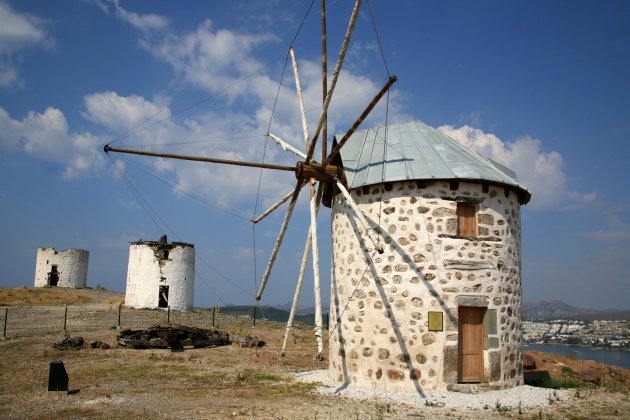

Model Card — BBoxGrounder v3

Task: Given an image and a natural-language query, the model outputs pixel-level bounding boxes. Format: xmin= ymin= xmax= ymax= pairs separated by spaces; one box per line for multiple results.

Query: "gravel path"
xmin=294 ymin=370 xmax=571 ymax=410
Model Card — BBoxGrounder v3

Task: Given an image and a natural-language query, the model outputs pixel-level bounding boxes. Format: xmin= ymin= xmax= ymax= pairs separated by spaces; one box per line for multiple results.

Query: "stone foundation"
xmin=329 ymin=180 xmax=524 ymax=392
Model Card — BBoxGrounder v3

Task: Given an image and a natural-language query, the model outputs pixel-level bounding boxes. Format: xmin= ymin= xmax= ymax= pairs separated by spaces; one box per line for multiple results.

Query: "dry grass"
xmin=0 ymin=287 xmax=629 ymax=419
xmin=0 ymin=287 xmax=124 ymax=307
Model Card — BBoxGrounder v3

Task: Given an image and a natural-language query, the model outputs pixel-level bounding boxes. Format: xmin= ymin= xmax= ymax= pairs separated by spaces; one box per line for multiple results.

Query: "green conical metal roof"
xmin=335 ymin=120 xmax=531 ymax=204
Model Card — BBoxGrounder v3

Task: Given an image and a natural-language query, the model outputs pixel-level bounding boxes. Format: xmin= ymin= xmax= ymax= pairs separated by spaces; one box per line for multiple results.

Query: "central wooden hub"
xmin=295 ymin=161 xmax=342 ymax=183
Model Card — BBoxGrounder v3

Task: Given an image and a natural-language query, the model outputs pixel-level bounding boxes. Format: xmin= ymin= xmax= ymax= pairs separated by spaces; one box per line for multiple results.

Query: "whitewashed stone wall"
xmin=329 ymin=180 xmax=523 ymax=392
xmin=34 ymin=248 xmax=89 ymax=288
xmin=125 ymin=241 xmax=195 ymax=311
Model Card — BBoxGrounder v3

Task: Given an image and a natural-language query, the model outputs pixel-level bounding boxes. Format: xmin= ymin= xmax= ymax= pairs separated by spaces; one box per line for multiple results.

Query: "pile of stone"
xmin=117 ymin=325 xmax=230 ymax=350
xmin=52 ymin=336 xmax=84 ymax=350
xmin=233 ymin=335 xmax=266 ymax=348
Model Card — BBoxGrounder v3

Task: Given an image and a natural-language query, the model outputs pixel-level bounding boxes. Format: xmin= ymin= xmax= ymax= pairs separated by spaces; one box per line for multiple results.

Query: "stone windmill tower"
xmin=327 ymin=120 xmax=530 ymax=392
xmin=105 ymin=1 xmax=530 ymax=394
xmin=124 ymin=235 xmax=195 ymax=311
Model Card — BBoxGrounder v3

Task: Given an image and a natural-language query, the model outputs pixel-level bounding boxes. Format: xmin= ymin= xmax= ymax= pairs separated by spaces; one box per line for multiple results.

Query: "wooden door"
xmin=458 ymin=306 xmax=484 ymax=383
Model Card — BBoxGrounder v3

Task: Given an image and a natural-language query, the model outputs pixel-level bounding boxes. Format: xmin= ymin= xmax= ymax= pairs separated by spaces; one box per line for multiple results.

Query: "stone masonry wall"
xmin=34 ymin=248 xmax=89 ymax=288
xmin=329 ymin=180 xmax=523 ymax=392
xmin=125 ymin=243 xmax=195 ymax=311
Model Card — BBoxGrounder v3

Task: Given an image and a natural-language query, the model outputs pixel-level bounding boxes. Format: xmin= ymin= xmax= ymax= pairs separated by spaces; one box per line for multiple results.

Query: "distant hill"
xmin=523 ymin=300 xmax=630 ymax=321
xmin=220 ymin=301 xmax=630 ymax=323
xmin=219 ymin=305 xmax=316 ymax=325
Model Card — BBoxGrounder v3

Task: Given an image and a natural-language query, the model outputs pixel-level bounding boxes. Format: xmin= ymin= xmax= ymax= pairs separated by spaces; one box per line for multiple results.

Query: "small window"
xmin=457 ymin=202 xmax=477 ymax=237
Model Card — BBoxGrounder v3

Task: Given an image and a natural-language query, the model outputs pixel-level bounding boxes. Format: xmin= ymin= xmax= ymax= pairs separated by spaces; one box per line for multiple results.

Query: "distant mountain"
xmin=274 ymin=302 xmax=330 ymax=316
xmin=219 ymin=305 xmax=316 ymax=325
xmin=523 ymin=300 xmax=630 ymax=321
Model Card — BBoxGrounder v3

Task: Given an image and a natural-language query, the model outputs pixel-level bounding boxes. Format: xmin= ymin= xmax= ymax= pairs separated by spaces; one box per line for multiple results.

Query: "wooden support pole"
xmin=255 ymin=181 xmax=304 ymax=301
xmin=63 ymin=306 xmax=68 ymax=333
xmin=3 ymin=308 xmax=7 ymax=338
xmin=104 ymin=145 xmax=298 ymax=173
xmin=212 ymin=306 xmax=216 ymax=327
xmin=117 ymin=304 xmax=121 ymax=329
xmin=167 ymin=306 xmax=171 ymax=324
xmin=304 ymin=0 xmax=362 ymax=164
xmin=334 ymin=177 xmax=384 ymax=254
xmin=321 ymin=0 xmax=328 ymax=162
xmin=323 ymin=75 xmax=397 ymax=166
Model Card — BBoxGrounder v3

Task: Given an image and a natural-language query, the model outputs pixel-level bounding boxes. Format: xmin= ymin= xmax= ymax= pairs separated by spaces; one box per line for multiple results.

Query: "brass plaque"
xmin=428 ymin=311 xmax=443 ymax=331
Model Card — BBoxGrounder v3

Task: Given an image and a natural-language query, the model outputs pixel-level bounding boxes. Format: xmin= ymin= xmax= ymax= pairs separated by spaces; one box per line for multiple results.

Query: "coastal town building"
xmin=124 ymin=235 xmax=195 ymax=311
xmin=33 ymin=247 xmax=89 ymax=288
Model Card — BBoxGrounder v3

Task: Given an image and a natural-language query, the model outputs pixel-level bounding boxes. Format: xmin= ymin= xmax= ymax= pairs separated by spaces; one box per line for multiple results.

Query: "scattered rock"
xmin=53 ymin=336 xmax=84 ymax=350
xmin=89 ymin=340 xmax=111 ymax=349
xmin=233 ymin=335 xmax=266 ymax=348
xmin=523 ymin=353 xmax=536 ymax=370
xmin=579 ymin=369 xmax=601 ymax=385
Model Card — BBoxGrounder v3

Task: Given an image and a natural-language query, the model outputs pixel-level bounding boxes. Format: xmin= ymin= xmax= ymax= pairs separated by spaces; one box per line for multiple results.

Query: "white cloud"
xmin=0 ymin=2 xmax=53 ymax=87
xmin=9 ymin=4 xmax=406 ymax=205
xmin=141 ymin=18 xmax=277 ymax=99
xmin=0 ymin=106 xmax=105 ymax=178
xmin=437 ymin=124 xmax=593 ymax=211
xmin=83 ymin=91 xmax=171 ymax=134
xmin=111 ymin=0 xmax=169 ymax=32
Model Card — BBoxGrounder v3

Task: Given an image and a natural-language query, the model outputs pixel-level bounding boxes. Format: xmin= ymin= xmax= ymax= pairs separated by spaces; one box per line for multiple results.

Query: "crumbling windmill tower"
xmin=34 ymin=247 xmax=89 ymax=288
xmin=124 ymin=235 xmax=195 ymax=311
xmin=105 ymin=0 xmax=530 ymax=393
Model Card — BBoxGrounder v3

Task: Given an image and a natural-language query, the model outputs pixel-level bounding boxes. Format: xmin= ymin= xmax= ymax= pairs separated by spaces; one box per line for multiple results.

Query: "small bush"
xmin=540 ymin=377 xmax=585 ymax=389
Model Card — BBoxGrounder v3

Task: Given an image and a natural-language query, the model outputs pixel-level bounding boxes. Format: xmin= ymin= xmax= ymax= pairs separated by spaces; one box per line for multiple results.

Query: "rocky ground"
xmin=0 ymin=287 xmax=628 ymax=419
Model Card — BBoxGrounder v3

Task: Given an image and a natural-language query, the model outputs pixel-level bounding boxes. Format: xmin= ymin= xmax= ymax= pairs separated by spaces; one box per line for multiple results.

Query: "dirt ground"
xmin=0 ymin=288 xmax=628 ymax=419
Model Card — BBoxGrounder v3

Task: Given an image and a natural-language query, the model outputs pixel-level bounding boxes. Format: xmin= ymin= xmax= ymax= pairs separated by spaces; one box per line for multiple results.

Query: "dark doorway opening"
xmin=158 ymin=285 xmax=169 ymax=308
xmin=48 ymin=265 xmax=59 ymax=287
xmin=458 ymin=306 xmax=484 ymax=383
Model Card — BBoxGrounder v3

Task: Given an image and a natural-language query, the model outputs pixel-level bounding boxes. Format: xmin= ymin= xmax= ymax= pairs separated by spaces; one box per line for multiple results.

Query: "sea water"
xmin=524 ymin=343 xmax=630 ymax=370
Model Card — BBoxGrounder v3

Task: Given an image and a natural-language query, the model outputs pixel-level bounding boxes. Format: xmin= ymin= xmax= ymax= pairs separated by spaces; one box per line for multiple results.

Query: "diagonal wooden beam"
xmin=304 ymin=0 xmax=362 ymax=165
xmin=323 ymin=75 xmax=397 ymax=166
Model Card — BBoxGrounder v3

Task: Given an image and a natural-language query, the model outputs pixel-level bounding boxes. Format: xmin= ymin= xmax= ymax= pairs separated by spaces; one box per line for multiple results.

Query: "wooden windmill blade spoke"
xmin=323 ymin=75 xmax=398 ymax=166
xmin=104 ymin=145 xmax=297 ymax=173
xmin=280 ymin=230 xmax=312 ymax=356
xmin=267 ymin=133 xmax=307 ymax=160
xmin=334 ymin=177 xmax=384 ymax=254
xmin=252 ymin=179 xmax=309 ymax=224
xmin=304 ymin=0 xmax=362 ymax=164
xmin=255 ymin=180 xmax=304 ymax=301
xmin=289 ymin=48 xmax=310 ymax=150
xmin=320 ymin=0 xmax=328 ymax=162
xmin=309 ymin=181 xmax=324 ymax=358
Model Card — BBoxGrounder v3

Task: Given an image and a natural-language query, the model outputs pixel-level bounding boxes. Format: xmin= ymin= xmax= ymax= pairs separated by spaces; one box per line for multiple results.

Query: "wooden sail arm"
xmin=104 ymin=145 xmax=298 ymax=173
xmin=304 ymin=0 xmax=362 ymax=166
xmin=104 ymin=144 xmax=343 ymax=183
xmin=322 ymin=75 xmax=397 ymax=167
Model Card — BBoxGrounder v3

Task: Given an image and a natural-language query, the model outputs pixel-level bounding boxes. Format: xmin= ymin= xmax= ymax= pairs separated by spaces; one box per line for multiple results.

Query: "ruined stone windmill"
xmin=106 ymin=0 xmax=531 ymax=393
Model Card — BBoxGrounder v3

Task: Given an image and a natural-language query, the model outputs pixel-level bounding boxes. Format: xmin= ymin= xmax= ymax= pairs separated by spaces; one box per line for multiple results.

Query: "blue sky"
xmin=0 ymin=0 xmax=628 ymax=310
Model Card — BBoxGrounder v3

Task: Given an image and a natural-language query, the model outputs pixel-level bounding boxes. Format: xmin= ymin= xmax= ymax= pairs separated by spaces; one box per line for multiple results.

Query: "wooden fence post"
xmin=3 ymin=308 xmax=7 ymax=338
xmin=117 ymin=303 xmax=121 ymax=329
xmin=63 ymin=306 xmax=68 ymax=333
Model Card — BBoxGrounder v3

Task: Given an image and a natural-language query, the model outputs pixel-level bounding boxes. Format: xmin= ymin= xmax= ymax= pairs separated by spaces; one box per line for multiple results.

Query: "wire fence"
xmin=0 ymin=305 xmax=261 ymax=339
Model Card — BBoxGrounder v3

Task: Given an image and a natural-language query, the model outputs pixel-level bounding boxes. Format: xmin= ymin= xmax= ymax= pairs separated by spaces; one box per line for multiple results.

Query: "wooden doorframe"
xmin=458 ymin=306 xmax=484 ymax=383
